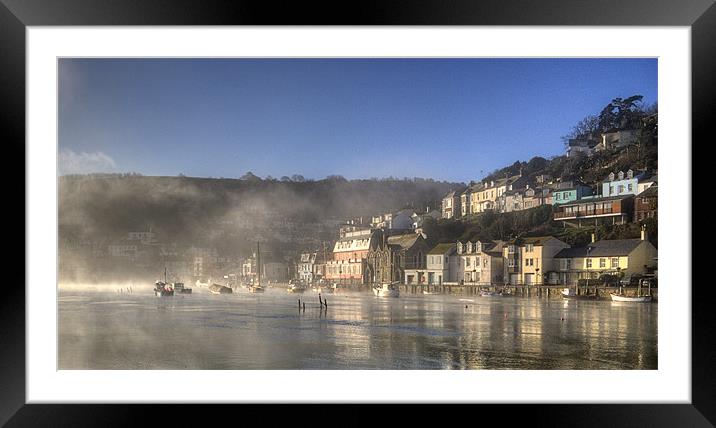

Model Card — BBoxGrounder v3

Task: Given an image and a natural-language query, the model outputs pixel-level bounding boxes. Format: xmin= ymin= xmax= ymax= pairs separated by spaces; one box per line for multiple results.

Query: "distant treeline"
xmin=59 ymin=174 xmax=462 ymax=245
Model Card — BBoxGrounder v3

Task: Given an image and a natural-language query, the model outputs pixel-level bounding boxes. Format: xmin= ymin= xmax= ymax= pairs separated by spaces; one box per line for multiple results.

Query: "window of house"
xmin=611 ymin=258 xmax=619 ymax=268
xmin=627 ymin=183 xmax=633 ymax=191
xmin=465 ymin=258 xmax=471 ymax=267
xmin=483 ymin=258 xmax=488 ymax=267
xmin=526 ymin=244 xmax=534 ymax=252
xmin=556 ymin=193 xmax=561 ymax=200
xmin=599 ymin=258 xmax=606 ymax=268
xmin=586 ymin=259 xmax=592 ymax=268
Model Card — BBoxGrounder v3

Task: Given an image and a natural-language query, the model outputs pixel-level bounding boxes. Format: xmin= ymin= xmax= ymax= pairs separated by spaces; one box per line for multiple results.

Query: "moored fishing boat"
xmin=153 ymin=268 xmax=174 ymax=296
xmin=154 ymin=281 xmax=174 ymax=296
xmin=373 ymin=282 xmax=400 ymax=297
xmin=208 ymin=283 xmax=233 ymax=294
xmin=173 ymin=282 xmax=192 ymax=294
xmin=610 ymin=280 xmax=653 ymax=302
xmin=610 ymin=293 xmax=652 ymax=302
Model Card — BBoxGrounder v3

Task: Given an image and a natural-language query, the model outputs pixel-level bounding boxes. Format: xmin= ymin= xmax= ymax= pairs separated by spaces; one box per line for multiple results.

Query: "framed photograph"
xmin=4 ymin=0 xmax=711 ymax=425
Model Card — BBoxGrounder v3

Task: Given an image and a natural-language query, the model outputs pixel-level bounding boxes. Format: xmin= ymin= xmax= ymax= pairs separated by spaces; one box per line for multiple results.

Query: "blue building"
xmin=601 ymin=169 xmax=645 ymax=197
xmin=552 ymin=184 xmax=594 ymax=205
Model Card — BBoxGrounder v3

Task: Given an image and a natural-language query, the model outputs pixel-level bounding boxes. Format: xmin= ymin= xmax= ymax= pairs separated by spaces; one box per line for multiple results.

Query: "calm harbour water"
xmin=59 ymin=286 xmax=657 ymax=370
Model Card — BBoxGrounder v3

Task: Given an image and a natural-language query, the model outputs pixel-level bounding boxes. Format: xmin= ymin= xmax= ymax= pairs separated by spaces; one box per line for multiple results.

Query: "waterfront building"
xmin=503 ymin=236 xmax=570 ymax=285
xmin=366 ymin=232 xmax=430 ymax=284
xmin=634 ymin=186 xmax=658 ymax=222
xmin=107 ymin=239 xmax=139 ymax=259
xmin=553 ymin=194 xmax=635 ymax=226
xmin=553 ymin=229 xmax=657 ymax=284
xmin=297 ymin=248 xmax=330 ymax=284
xmin=456 ymin=239 xmax=506 ymax=284
xmin=326 ymin=228 xmax=381 ymax=284
xmin=403 ymin=242 xmax=459 ymax=285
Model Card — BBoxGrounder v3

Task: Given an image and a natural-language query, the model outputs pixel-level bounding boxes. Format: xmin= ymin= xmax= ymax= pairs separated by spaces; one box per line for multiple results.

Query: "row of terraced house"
xmin=403 ymin=228 xmax=657 ymax=286
xmin=442 ymin=169 xmax=658 ymax=226
xmin=296 ymin=217 xmax=657 ymax=287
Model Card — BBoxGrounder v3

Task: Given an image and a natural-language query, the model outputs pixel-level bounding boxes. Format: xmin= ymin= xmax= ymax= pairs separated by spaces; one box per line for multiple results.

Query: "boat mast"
xmin=257 ymin=241 xmax=261 ymax=288
xmin=164 ymin=267 xmax=167 ymax=284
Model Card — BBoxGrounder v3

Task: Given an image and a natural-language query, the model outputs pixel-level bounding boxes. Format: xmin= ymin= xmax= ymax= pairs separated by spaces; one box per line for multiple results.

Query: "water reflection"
xmin=59 ymin=288 xmax=657 ymax=370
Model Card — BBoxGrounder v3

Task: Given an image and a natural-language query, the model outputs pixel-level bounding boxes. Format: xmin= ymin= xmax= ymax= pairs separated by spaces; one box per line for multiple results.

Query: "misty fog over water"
xmin=59 ymin=288 xmax=657 ymax=370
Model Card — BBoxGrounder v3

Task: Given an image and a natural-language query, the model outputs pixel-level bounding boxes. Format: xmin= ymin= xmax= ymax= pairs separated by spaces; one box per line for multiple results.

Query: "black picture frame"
xmin=3 ymin=0 xmax=710 ymax=426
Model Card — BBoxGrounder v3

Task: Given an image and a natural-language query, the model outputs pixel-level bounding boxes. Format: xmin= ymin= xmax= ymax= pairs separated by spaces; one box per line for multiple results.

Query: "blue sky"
xmin=58 ymin=58 xmax=657 ymax=183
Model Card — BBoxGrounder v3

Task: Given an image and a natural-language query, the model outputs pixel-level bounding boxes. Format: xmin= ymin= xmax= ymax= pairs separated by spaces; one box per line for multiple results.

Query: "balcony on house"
xmin=553 ymin=195 xmax=635 ymax=226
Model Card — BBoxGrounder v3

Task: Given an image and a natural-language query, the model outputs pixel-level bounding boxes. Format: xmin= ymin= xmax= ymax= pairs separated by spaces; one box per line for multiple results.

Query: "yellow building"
xmin=502 ymin=236 xmax=570 ymax=285
xmin=470 ymin=175 xmax=524 ymax=214
xmin=553 ymin=229 xmax=657 ymax=285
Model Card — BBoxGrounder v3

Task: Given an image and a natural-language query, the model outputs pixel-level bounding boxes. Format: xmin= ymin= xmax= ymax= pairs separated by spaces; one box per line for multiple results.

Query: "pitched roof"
xmin=554 ymin=239 xmax=644 ymax=258
xmin=387 ymin=233 xmax=421 ymax=249
xmin=428 ymin=243 xmax=456 ymax=255
xmin=636 ymin=186 xmax=658 ymax=198
xmin=444 ymin=187 xmax=467 ymax=198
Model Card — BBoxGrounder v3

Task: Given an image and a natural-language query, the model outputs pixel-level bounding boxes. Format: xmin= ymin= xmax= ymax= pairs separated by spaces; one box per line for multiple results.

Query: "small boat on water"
xmin=287 ymin=283 xmax=307 ymax=293
xmin=154 ymin=268 xmax=174 ymax=296
xmin=610 ymin=281 xmax=653 ymax=302
xmin=610 ymin=293 xmax=652 ymax=302
xmin=209 ymin=283 xmax=233 ymax=294
xmin=373 ymin=282 xmax=400 ymax=297
xmin=479 ymin=290 xmax=507 ymax=297
xmin=173 ymin=282 xmax=192 ymax=294
xmin=248 ymin=285 xmax=265 ymax=293
xmin=422 ymin=290 xmax=439 ymax=295
xmin=154 ymin=281 xmax=174 ymax=297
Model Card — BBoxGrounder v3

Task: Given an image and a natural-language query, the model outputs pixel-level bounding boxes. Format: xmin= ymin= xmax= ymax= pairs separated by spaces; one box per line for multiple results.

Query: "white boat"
xmin=479 ymin=290 xmax=505 ymax=297
xmin=373 ymin=282 xmax=400 ymax=297
xmin=287 ymin=283 xmax=307 ymax=293
xmin=610 ymin=293 xmax=652 ymax=302
xmin=610 ymin=280 xmax=653 ymax=302
xmin=422 ymin=290 xmax=438 ymax=295
xmin=248 ymin=285 xmax=265 ymax=293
